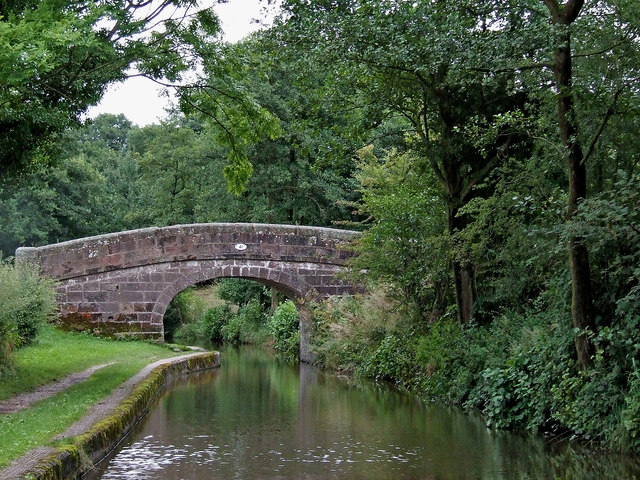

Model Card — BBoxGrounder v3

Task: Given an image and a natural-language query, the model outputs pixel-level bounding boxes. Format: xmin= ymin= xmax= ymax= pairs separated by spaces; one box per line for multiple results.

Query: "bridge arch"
xmin=16 ymin=223 xmax=360 ymax=361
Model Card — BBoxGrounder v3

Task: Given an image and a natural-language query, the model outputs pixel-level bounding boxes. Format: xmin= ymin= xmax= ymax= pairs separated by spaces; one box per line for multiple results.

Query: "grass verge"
xmin=0 ymin=325 xmax=181 ymax=468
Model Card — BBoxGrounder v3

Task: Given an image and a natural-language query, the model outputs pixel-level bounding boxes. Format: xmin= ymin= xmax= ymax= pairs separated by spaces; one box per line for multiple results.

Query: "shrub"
xmin=621 ymin=367 xmax=640 ymax=451
xmin=0 ymin=260 xmax=56 ymax=373
xmin=221 ymin=299 xmax=267 ymax=345
xmin=360 ymin=332 xmax=421 ymax=388
xmin=549 ymin=321 xmax=640 ymax=449
xmin=174 ymin=305 xmax=232 ymax=346
xmin=415 ymin=317 xmax=479 ymax=403
xmin=171 ymin=284 xmax=271 ymax=348
xmin=267 ymin=300 xmax=299 ymax=362
xmin=199 ymin=305 xmax=233 ymax=344
xmin=163 ymin=288 xmax=205 ymax=342
xmin=310 ymin=286 xmax=413 ymax=378
xmin=350 ymin=148 xmax=451 ymax=316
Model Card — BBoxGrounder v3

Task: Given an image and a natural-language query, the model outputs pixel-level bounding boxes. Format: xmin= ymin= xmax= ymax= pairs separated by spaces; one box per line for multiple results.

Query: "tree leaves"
xmin=0 ymin=0 xmax=208 ymax=175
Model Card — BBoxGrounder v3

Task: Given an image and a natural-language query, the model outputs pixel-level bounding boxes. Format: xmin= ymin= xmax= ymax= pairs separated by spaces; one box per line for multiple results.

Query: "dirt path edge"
xmin=0 ymin=351 xmax=220 ymax=480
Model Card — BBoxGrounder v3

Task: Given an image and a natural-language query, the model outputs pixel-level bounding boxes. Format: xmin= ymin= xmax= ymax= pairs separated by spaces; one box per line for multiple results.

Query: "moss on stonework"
xmin=55 ymin=314 xmax=163 ymax=341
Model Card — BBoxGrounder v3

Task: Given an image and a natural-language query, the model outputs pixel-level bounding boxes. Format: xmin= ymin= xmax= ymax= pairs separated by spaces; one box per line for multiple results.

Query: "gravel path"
xmin=0 ymin=363 xmax=115 ymax=414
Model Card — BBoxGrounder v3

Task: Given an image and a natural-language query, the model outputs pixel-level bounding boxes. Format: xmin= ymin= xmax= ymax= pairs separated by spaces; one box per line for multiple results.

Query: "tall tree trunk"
xmin=448 ymin=202 xmax=476 ymax=324
xmin=544 ymin=0 xmax=595 ymax=369
xmin=433 ymin=74 xmax=477 ymax=325
xmin=270 ymin=287 xmax=281 ymax=315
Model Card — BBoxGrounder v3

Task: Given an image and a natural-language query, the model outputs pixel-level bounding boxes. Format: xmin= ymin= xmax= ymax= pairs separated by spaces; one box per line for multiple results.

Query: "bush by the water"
xmin=267 ymin=300 xmax=299 ymax=362
xmin=168 ymin=282 xmax=302 ymax=360
xmin=176 ymin=304 xmax=233 ymax=345
xmin=172 ymin=287 xmax=270 ymax=347
xmin=309 ymin=288 xmax=640 ymax=452
xmin=0 ymin=260 xmax=56 ymax=373
xmin=221 ymin=299 xmax=268 ymax=345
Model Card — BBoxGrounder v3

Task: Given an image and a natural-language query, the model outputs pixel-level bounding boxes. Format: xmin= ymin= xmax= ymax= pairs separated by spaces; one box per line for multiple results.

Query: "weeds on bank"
xmin=309 ymin=286 xmax=640 ymax=453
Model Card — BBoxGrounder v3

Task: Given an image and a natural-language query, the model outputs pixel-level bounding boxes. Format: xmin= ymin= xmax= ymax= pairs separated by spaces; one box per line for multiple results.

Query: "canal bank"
xmin=0 ymin=351 xmax=220 ymax=480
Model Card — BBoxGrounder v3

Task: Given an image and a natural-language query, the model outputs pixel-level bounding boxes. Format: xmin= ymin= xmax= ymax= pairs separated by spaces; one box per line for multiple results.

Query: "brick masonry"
xmin=16 ymin=223 xmax=361 ymax=361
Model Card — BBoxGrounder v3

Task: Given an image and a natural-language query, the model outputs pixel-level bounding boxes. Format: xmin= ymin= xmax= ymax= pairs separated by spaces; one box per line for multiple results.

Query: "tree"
xmin=351 ymin=146 xmax=452 ymax=320
xmin=129 ymin=118 xmax=213 ymax=226
xmin=0 ymin=0 xmax=216 ymax=175
xmin=0 ymin=155 xmax=108 ymax=254
xmin=540 ymin=0 xmax=595 ymax=368
xmin=173 ymin=36 xmax=282 ymax=194
xmin=543 ymin=0 xmax=638 ymax=368
xmin=178 ymin=33 xmax=363 ymax=226
xmin=276 ymin=0 xmax=530 ymax=323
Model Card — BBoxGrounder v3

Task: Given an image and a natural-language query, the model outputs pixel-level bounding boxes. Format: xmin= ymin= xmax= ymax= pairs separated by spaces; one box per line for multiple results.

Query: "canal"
xmin=88 ymin=347 xmax=640 ymax=479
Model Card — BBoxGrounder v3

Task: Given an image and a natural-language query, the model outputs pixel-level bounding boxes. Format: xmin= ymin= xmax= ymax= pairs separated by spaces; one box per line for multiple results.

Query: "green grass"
xmin=0 ymin=325 xmax=181 ymax=467
xmin=192 ymin=283 xmax=227 ymax=309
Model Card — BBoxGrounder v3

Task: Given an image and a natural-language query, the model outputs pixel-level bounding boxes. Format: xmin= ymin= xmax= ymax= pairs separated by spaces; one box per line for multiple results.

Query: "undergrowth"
xmin=309 ymin=286 xmax=640 ymax=452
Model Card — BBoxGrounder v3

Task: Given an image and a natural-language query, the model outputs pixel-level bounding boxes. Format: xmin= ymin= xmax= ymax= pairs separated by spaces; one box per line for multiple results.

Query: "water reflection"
xmin=88 ymin=347 xmax=640 ymax=480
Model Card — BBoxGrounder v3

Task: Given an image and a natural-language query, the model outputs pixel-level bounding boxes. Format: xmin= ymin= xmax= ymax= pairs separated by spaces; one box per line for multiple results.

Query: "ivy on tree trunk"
xmin=543 ymin=0 xmax=595 ymax=369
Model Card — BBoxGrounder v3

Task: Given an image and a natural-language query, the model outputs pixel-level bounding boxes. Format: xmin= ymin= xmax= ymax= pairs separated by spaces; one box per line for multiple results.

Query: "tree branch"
xmin=562 ymin=0 xmax=585 ymax=24
xmin=461 ymin=135 xmax=512 ymax=200
xmin=582 ymin=85 xmax=624 ymax=166
xmin=542 ymin=0 xmax=561 ymax=20
xmin=542 ymin=0 xmax=584 ymax=24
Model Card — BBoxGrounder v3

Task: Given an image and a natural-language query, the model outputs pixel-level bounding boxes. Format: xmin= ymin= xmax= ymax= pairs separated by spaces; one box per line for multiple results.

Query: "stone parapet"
xmin=16 ymin=223 xmax=359 ymax=281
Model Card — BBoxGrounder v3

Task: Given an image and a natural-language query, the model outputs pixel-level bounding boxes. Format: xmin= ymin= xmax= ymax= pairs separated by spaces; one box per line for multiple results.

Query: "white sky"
xmin=87 ymin=0 xmax=277 ymax=126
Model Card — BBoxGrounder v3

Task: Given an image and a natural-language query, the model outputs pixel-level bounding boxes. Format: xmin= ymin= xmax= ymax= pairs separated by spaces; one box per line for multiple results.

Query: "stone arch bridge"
xmin=16 ymin=223 xmax=360 ymax=362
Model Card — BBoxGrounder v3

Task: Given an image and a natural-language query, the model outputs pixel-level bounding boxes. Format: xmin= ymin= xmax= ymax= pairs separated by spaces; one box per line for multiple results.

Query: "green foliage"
xmin=621 ymin=367 xmax=640 ymax=451
xmin=0 ymin=0 xmax=210 ymax=174
xmin=221 ymin=299 xmax=267 ymax=346
xmin=414 ymin=318 xmax=478 ymax=404
xmin=454 ymin=155 xmax=569 ymax=321
xmin=163 ymin=288 xmax=205 ymax=343
xmin=466 ymin=316 xmax=573 ymax=432
xmin=277 ymin=0 xmax=537 ymax=324
xmin=567 ymin=174 xmax=640 ymax=326
xmin=0 ymin=261 xmax=56 ymax=373
xmin=267 ymin=300 xmax=299 ymax=362
xmin=351 ymin=146 xmax=451 ymax=316
xmin=199 ymin=306 xmax=233 ymax=345
xmin=310 ymin=287 xmax=417 ymax=385
xmin=0 ymin=156 xmax=109 ymax=254
xmin=217 ymin=278 xmax=270 ymax=308
xmin=127 ymin=118 xmax=216 ymax=226
xmin=193 ymin=32 xmax=362 ymax=225
xmin=176 ymin=305 xmax=232 ymax=346
xmin=176 ymin=40 xmax=282 ymax=194
xmin=360 ymin=333 xmax=419 ymax=387
xmin=172 ymin=286 xmax=270 ymax=348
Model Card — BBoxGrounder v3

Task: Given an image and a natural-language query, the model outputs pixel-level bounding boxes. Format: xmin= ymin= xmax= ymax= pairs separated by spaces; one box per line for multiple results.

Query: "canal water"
xmin=88 ymin=347 xmax=640 ymax=479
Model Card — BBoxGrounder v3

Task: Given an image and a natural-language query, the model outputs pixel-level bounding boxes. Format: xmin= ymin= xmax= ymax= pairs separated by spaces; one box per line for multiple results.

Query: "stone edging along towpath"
xmin=0 ymin=351 xmax=220 ymax=480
